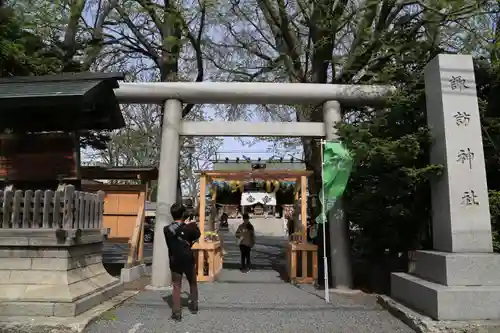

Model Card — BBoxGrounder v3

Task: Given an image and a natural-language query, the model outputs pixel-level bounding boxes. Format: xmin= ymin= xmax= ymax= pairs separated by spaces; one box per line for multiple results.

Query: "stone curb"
xmin=377 ymin=295 xmax=500 ymax=333
xmin=0 ymin=290 xmax=139 ymax=333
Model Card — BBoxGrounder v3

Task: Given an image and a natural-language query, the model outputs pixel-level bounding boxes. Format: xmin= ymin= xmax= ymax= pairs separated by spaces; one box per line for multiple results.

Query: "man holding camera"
xmin=164 ymin=203 xmax=201 ymax=322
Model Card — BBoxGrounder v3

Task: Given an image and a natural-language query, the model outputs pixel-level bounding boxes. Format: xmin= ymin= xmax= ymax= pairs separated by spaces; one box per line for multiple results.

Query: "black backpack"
xmin=164 ymin=222 xmax=193 ymax=257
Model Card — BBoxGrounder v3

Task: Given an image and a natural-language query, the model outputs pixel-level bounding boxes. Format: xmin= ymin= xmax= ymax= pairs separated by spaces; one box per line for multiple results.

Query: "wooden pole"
xmin=199 ymin=174 xmax=207 ymax=243
xmin=127 ymin=202 xmax=144 ymax=268
xmin=300 ymin=175 xmax=307 ymax=243
xmin=210 ymin=177 xmax=216 ymax=231
xmin=138 ymin=223 xmax=145 ymax=264
xmin=138 ymin=190 xmax=145 ymax=264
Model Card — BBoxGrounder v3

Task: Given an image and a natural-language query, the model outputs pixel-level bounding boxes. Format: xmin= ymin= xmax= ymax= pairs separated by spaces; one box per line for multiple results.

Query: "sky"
xmin=201 ymin=107 xmax=298 ymax=161
xmin=78 ymin=3 xmax=303 ymax=165
xmin=216 ymin=138 xmax=281 ymax=160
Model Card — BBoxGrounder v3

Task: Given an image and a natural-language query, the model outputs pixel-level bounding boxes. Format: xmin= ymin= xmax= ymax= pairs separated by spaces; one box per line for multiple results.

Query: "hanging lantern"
xmin=265 ymin=180 xmax=271 ymax=193
xmin=237 ymin=180 xmax=244 ymax=192
xmin=229 ymin=180 xmax=238 ymax=192
xmin=273 ymin=180 xmax=280 ymax=193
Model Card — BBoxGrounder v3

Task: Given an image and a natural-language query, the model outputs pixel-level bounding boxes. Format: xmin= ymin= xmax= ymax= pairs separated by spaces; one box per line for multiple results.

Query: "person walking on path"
xmin=163 ymin=203 xmax=201 ymax=322
xmin=235 ymin=213 xmax=255 ymax=272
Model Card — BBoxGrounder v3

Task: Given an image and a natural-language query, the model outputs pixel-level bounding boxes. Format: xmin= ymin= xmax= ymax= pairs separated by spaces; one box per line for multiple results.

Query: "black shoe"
xmin=188 ymin=302 xmax=198 ymax=314
xmin=171 ymin=312 xmax=182 ymax=322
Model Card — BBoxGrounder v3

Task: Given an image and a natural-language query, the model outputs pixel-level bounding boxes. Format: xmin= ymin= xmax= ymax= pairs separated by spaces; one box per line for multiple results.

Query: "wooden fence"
xmin=0 ymin=185 xmax=104 ymax=229
xmin=286 ymin=241 xmax=318 ymax=284
xmin=192 ymin=241 xmax=223 ymax=282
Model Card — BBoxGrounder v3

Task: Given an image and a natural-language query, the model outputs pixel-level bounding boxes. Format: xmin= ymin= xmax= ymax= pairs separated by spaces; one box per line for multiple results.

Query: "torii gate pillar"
xmin=323 ymin=101 xmax=353 ymax=290
xmin=147 ymin=99 xmax=182 ymax=290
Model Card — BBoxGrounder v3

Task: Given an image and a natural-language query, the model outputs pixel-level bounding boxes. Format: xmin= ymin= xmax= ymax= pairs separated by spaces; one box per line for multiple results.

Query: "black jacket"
xmin=164 ymin=222 xmax=201 ymax=260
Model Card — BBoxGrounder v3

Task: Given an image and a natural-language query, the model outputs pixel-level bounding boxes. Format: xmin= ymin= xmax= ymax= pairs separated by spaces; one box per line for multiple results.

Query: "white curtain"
xmin=241 ymin=192 xmax=277 ymax=206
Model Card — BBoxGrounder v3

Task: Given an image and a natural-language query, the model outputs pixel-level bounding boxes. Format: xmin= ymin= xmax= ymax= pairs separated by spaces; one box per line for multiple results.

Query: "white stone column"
xmin=148 ymin=99 xmax=182 ymax=290
xmin=322 ymin=100 xmax=353 ymax=290
xmin=391 ymin=54 xmax=500 ymax=321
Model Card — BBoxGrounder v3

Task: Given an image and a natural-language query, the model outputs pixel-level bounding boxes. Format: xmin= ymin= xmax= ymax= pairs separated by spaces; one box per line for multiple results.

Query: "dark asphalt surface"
xmin=88 ymin=230 xmax=414 ymax=333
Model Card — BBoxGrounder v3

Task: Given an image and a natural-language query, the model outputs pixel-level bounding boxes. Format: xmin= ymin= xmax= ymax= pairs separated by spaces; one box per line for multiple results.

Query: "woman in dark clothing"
xmin=235 ymin=213 xmax=255 ymax=272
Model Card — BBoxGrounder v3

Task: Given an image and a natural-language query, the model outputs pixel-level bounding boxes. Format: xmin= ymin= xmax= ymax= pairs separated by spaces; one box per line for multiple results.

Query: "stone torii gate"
xmin=114 ymin=54 xmax=500 ymax=321
xmin=115 ymin=81 xmax=395 ymax=293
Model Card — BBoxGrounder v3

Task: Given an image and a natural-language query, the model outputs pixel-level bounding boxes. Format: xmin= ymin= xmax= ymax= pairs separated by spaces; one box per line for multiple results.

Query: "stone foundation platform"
xmin=0 ymin=229 xmax=123 ymax=317
xmin=391 ymin=250 xmax=500 ymax=321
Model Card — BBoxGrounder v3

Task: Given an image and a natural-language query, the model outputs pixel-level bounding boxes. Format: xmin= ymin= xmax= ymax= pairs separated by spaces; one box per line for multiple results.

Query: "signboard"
xmin=0 ymin=133 xmax=79 ymax=181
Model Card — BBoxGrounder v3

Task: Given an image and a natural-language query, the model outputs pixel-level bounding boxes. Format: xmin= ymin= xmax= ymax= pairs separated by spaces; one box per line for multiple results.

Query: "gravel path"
xmin=85 ymin=229 xmax=414 ymax=333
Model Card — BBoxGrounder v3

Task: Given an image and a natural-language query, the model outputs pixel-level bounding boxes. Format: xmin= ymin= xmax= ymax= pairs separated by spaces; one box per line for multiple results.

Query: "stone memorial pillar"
xmin=391 ymin=54 xmax=500 ymax=320
xmin=148 ymin=99 xmax=182 ymax=289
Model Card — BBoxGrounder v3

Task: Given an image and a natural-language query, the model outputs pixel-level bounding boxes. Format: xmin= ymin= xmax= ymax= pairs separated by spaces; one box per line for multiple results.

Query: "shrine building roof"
xmin=212 ymin=159 xmax=306 ymax=171
xmin=80 ymin=166 xmax=158 ymax=181
xmin=196 ymin=169 xmax=312 ymax=181
xmin=0 ymin=72 xmax=125 ymax=131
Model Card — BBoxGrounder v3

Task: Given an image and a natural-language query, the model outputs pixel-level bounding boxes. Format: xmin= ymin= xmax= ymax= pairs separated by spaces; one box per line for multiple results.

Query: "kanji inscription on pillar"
xmin=449 ymin=75 xmax=469 ymax=91
xmin=461 ymin=190 xmax=479 ymax=206
xmin=453 ymin=112 xmax=471 ymax=127
xmin=456 ymin=148 xmax=475 ymax=169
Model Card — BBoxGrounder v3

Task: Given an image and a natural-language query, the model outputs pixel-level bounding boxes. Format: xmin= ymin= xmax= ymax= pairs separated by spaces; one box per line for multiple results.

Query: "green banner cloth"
xmin=316 ymin=141 xmax=353 ymax=224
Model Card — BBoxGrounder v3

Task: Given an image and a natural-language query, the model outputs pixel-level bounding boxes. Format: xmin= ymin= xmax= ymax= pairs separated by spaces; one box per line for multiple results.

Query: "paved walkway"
xmin=85 ymin=229 xmax=413 ymax=333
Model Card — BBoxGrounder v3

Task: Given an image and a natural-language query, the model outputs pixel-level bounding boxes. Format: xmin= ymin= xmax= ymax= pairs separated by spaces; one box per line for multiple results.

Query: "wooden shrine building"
xmin=210 ymin=157 xmax=309 ymax=218
xmin=192 ymin=160 xmax=318 ymax=284
xmin=81 ymin=166 xmax=158 ymax=242
xmin=0 ymin=72 xmax=125 ymax=189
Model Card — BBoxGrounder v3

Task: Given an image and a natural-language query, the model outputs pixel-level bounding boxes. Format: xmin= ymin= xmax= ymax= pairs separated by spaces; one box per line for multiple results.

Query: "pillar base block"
xmin=391 ymin=272 xmax=500 ymax=321
xmin=0 ymin=231 xmax=123 ymax=317
xmin=414 ymin=250 xmax=500 ymax=286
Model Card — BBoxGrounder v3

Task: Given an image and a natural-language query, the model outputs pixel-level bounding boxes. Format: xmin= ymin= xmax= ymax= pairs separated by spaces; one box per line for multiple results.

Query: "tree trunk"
xmin=297 ymin=105 xmax=324 ymax=217
xmin=302 ymin=138 xmax=323 ymax=217
xmin=157 ymin=1 xmax=183 ymax=203
xmin=176 ymin=173 xmax=182 ymax=203
xmin=492 ymin=12 xmax=500 ymax=64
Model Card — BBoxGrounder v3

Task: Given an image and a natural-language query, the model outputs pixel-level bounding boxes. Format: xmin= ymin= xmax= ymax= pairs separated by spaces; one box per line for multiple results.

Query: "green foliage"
xmin=0 ymin=6 xmax=62 ymax=76
xmin=477 ymin=57 xmax=500 ymax=252
xmin=340 ymin=45 xmax=500 ymax=259
xmin=0 ymin=3 xmax=108 ymax=149
xmin=489 ymin=191 xmax=500 ymax=251
xmin=339 ymin=41 xmax=444 ymax=258
xmin=340 ymin=97 xmax=441 ymax=258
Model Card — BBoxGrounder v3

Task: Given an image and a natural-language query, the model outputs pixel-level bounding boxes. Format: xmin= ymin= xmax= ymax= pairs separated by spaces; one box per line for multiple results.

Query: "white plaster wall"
xmin=227 ymin=218 xmax=287 ymax=238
